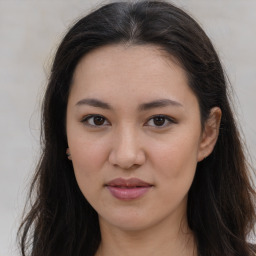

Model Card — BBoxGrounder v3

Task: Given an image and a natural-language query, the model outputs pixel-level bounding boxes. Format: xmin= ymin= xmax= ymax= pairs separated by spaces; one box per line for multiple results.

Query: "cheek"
xmin=149 ymin=133 xmax=199 ymax=184
xmin=68 ymin=136 xmax=110 ymax=187
xmin=73 ymin=140 xmax=106 ymax=164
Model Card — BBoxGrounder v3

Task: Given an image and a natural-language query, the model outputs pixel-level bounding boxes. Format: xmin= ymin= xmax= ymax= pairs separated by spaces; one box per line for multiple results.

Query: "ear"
xmin=197 ymin=107 xmax=222 ymax=162
xmin=66 ymin=148 xmax=72 ymax=160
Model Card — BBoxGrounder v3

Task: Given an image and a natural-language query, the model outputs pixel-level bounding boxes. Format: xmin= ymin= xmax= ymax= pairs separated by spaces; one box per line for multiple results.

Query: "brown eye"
xmin=145 ymin=115 xmax=176 ymax=128
xmin=93 ymin=116 xmax=105 ymax=125
xmin=153 ymin=116 xmax=166 ymax=126
xmin=82 ymin=115 xmax=109 ymax=127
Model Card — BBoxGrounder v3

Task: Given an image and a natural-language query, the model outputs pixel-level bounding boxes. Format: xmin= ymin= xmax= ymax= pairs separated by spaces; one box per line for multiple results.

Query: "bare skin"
xmin=66 ymin=44 xmax=221 ymax=256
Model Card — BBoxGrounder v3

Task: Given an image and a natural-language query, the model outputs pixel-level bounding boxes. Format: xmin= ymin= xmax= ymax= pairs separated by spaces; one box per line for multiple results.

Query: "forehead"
xmin=70 ymin=44 xmax=196 ymax=107
xmin=73 ymin=44 xmax=185 ymax=82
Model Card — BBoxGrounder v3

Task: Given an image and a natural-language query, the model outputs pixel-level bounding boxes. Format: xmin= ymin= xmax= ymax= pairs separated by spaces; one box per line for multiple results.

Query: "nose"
xmin=108 ymin=126 xmax=146 ymax=170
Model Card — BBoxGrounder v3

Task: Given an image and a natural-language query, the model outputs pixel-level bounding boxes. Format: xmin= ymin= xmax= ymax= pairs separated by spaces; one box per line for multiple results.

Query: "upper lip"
xmin=106 ymin=178 xmax=152 ymax=187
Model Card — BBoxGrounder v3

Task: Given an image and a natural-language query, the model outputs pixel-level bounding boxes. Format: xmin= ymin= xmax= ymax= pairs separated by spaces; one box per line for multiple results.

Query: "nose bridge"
xmin=117 ymin=124 xmax=137 ymax=152
xmin=109 ymin=123 xmax=145 ymax=169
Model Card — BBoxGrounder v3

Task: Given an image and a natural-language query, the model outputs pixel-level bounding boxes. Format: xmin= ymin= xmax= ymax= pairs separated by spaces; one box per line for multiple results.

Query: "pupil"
xmin=94 ymin=116 xmax=104 ymax=125
xmin=154 ymin=117 xmax=165 ymax=126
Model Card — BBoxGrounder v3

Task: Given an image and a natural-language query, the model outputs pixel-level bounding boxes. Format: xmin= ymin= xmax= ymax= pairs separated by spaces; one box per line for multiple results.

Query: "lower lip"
xmin=106 ymin=186 xmax=152 ymax=200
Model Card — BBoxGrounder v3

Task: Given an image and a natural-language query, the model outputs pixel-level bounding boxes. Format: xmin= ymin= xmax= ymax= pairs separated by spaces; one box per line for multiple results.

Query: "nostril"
xmin=108 ymin=140 xmax=146 ymax=169
xmin=112 ymin=163 xmax=140 ymax=171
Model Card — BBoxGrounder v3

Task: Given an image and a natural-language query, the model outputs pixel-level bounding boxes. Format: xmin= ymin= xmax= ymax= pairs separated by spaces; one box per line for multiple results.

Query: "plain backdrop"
xmin=0 ymin=1 xmax=255 ymax=255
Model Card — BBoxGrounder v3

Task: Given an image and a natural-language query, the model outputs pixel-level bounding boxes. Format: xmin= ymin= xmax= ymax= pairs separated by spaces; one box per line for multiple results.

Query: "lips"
xmin=105 ymin=178 xmax=152 ymax=200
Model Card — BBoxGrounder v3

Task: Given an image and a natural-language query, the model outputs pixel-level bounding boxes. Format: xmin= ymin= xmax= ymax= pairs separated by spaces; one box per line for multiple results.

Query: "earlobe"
xmin=66 ymin=148 xmax=72 ymax=160
xmin=197 ymin=107 xmax=222 ymax=162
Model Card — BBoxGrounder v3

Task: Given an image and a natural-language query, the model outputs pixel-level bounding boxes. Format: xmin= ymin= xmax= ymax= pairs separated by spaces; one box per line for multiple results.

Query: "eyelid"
xmin=81 ymin=114 xmax=110 ymax=127
xmin=80 ymin=114 xmax=176 ymax=128
xmin=144 ymin=114 xmax=177 ymax=128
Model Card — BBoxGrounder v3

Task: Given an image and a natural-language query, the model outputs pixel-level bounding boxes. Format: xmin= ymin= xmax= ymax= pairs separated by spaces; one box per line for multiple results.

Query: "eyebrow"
xmin=76 ymin=98 xmax=112 ymax=109
xmin=75 ymin=98 xmax=183 ymax=110
xmin=138 ymin=99 xmax=183 ymax=111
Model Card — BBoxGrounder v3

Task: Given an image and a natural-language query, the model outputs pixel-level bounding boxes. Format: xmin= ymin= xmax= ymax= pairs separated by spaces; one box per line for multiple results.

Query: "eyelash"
xmin=81 ymin=114 xmax=110 ymax=127
xmin=145 ymin=115 xmax=177 ymax=128
xmin=81 ymin=114 xmax=176 ymax=128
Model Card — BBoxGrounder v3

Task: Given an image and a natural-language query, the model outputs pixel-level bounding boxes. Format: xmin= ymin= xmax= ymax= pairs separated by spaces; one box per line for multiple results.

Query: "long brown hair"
xmin=18 ymin=1 xmax=256 ymax=255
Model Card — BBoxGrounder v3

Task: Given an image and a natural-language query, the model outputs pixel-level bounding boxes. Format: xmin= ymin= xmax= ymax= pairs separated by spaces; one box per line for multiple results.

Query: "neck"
xmin=96 ymin=216 xmax=197 ymax=256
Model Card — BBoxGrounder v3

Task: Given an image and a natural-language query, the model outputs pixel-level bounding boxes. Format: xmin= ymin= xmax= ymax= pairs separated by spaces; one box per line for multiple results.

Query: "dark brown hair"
xmin=18 ymin=1 xmax=256 ymax=255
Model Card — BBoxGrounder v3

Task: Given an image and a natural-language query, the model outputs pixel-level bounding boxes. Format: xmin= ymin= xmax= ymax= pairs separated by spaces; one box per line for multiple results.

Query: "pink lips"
xmin=105 ymin=178 xmax=152 ymax=200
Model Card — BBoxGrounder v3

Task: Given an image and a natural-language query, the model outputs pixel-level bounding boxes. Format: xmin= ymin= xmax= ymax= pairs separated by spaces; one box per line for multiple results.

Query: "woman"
xmin=18 ymin=1 xmax=256 ymax=255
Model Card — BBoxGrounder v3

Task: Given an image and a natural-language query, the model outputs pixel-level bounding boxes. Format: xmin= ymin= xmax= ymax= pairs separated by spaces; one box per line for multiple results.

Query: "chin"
xmin=98 ymin=206 xmax=175 ymax=233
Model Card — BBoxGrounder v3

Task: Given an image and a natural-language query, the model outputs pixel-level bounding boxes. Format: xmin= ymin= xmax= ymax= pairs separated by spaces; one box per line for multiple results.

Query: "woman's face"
xmin=66 ymin=44 xmax=214 ymax=232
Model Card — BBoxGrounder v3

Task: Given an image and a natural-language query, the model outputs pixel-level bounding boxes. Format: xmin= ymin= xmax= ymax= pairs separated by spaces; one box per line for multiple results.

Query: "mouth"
xmin=105 ymin=178 xmax=153 ymax=200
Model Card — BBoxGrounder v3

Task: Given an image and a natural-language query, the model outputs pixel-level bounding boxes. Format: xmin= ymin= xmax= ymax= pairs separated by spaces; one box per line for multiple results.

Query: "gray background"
xmin=0 ymin=1 xmax=255 ymax=255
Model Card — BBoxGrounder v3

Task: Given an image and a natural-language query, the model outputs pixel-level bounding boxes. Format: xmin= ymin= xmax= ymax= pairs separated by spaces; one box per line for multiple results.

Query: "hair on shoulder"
xmin=18 ymin=1 xmax=256 ymax=256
